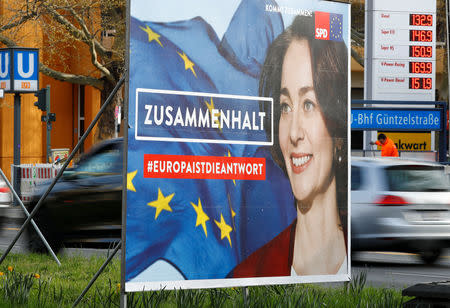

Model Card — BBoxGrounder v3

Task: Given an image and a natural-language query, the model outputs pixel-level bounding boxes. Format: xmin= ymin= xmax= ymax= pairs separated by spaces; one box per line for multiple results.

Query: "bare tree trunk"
xmin=95 ymin=76 xmax=124 ymax=142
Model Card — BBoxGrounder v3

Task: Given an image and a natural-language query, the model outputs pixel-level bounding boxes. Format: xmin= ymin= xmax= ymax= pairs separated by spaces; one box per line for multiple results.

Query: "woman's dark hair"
xmin=259 ymin=13 xmax=348 ymax=232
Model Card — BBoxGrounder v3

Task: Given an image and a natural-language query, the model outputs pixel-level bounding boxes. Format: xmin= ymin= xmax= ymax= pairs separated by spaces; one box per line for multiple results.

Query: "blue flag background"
xmin=126 ymin=0 xmax=297 ymax=282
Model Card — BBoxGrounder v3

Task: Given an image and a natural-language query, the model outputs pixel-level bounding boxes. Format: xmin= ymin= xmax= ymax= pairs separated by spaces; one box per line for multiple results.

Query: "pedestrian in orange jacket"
xmin=370 ymin=133 xmax=399 ymax=157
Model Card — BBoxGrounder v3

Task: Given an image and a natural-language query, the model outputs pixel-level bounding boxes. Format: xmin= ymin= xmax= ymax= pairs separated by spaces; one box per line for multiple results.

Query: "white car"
xmin=351 ymin=157 xmax=450 ymax=264
xmin=0 ymin=177 xmax=12 ymax=205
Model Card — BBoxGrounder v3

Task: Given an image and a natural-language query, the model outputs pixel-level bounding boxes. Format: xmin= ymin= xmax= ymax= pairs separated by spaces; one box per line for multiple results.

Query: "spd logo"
xmin=315 ymin=11 xmax=330 ymax=40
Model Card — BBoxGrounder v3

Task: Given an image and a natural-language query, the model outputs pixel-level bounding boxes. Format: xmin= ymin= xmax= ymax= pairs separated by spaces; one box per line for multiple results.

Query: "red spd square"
xmin=315 ymin=11 xmax=330 ymax=40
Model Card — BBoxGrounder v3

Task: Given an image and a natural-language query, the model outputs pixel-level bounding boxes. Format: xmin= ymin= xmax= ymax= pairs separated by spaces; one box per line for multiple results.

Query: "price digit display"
xmin=409 ymin=62 xmax=433 ymax=74
xmin=409 ymin=30 xmax=432 ymax=42
xmin=409 ymin=14 xmax=433 ymax=26
xmin=409 ymin=45 xmax=432 ymax=58
xmin=409 ymin=77 xmax=432 ymax=89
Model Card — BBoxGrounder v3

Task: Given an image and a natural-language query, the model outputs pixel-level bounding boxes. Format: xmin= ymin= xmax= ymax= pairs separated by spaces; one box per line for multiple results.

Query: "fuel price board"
xmin=365 ymin=0 xmax=436 ymax=101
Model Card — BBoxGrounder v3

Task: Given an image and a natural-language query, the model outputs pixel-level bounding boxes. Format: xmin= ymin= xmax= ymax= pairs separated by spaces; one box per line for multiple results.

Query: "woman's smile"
xmin=290 ymin=153 xmax=312 ymax=173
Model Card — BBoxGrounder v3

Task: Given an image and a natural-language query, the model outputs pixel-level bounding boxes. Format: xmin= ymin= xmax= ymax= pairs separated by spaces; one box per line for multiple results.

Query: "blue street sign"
xmin=0 ymin=49 xmax=11 ymax=91
xmin=13 ymin=49 xmax=39 ymax=92
xmin=351 ymin=109 xmax=442 ymax=131
xmin=0 ymin=47 xmax=39 ymax=93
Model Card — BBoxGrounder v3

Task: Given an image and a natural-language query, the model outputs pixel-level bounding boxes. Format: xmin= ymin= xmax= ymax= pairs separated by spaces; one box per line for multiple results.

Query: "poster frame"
xmin=123 ymin=0 xmax=352 ymax=292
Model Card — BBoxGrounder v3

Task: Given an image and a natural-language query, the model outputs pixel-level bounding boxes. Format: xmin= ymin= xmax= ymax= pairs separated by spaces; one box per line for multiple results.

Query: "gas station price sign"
xmin=409 ymin=62 xmax=432 ymax=74
xmin=409 ymin=77 xmax=432 ymax=90
xmin=410 ymin=14 xmax=433 ymax=26
xmin=365 ymin=0 xmax=436 ymax=101
xmin=409 ymin=30 xmax=432 ymax=42
xmin=409 ymin=45 xmax=432 ymax=58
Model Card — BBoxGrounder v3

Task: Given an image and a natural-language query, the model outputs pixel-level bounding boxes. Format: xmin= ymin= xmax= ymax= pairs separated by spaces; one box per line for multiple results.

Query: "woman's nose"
xmin=289 ymin=107 xmax=305 ymax=144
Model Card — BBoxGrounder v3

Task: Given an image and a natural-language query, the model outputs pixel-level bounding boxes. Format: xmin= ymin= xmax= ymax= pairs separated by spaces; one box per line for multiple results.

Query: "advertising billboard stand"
xmin=125 ymin=0 xmax=350 ymax=293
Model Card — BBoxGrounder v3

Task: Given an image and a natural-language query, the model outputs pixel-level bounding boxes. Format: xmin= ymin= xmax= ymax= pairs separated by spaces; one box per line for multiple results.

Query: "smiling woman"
xmin=231 ymin=13 xmax=348 ymax=278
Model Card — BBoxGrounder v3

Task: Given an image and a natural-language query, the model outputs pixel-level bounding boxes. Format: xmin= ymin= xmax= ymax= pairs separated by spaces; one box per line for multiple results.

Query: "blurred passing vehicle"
xmin=27 ymin=138 xmax=123 ymax=252
xmin=0 ymin=177 xmax=12 ymax=205
xmin=352 ymin=157 xmax=450 ymax=264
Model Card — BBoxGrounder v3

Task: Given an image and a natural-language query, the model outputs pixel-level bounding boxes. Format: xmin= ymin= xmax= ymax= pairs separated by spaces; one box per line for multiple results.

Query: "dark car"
xmin=27 ymin=138 xmax=123 ymax=252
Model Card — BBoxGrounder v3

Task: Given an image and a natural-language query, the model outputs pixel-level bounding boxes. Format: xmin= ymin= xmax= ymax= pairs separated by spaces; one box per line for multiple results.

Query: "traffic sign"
xmin=0 ymin=47 xmax=39 ymax=93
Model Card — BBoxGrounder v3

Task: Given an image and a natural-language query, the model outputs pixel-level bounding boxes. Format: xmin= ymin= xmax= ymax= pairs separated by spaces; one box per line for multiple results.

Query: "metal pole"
xmin=0 ymin=168 xmax=61 ymax=266
xmin=243 ymin=287 xmax=248 ymax=304
xmin=72 ymin=241 xmax=121 ymax=308
xmin=46 ymin=85 xmax=51 ymax=163
xmin=446 ymin=0 xmax=450 ymax=159
xmin=443 ymin=102 xmax=448 ymax=162
xmin=0 ymin=76 xmax=125 ymax=266
xmin=120 ymin=294 xmax=127 ymax=308
xmin=13 ymin=93 xmax=21 ymax=205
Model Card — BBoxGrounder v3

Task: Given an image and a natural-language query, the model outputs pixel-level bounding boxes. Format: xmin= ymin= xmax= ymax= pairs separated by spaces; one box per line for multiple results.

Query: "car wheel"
xmin=419 ymin=249 xmax=442 ymax=264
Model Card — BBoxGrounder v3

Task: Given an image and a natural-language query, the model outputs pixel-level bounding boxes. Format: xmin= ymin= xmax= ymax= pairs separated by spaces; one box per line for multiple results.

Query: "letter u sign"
xmin=11 ymin=48 xmax=39 ymax=92
xmin=0 ymin=51 xmax=9 ymax=79
xmin=0 ymin=50 xmax=11 ymax=91
xmin=17 ymin=53 xmax=34 ymax=78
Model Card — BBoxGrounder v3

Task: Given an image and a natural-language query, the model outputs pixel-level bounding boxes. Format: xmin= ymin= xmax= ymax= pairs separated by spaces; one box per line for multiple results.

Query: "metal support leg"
xmin=0 ymin=168 xmax=61 ymax=266
xmin=72 ymin=241 xmax=121 ymax=308
xmin=0 ymin=76 xmax=125 ymax=266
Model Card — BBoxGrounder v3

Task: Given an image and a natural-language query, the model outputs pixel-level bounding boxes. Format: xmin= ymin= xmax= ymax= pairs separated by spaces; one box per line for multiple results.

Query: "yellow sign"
xmin=378 ymin=132 xmax=431 ymax=151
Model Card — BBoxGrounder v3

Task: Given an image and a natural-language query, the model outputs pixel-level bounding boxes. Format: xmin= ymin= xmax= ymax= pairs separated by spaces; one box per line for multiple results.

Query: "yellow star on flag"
xmin=205 ymin=98 xmax=222 ymax=131
xmin=127 ymin=170 xmax=137 ymax=192
xmin=190 ymin=198 xmax=210 ymax=237
xmin=139 ymin=25 xmax=163 ymax=47
xmin=214 ymin=214 xmax=233 ymax=247
xmin=148 ymin=188 xmax=174 ymax=219
xmin=230 ymin=207 xmax=236 ymax=219
xmin=177 ymin=51 xmax=197 ymax=78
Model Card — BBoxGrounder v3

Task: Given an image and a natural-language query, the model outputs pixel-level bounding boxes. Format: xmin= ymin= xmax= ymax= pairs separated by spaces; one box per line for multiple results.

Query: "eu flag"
xmin=330 ymin=13 xmax=343 ymax=41
xmin=126 ymin=0 xmax=296 ymax=282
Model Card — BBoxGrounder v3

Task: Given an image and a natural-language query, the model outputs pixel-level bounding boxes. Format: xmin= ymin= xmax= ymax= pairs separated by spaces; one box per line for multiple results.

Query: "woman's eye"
xmin=304 ymin=100 xmax=315 ymax=112
xmin=280 ymin=103 xmax=292 ymax=113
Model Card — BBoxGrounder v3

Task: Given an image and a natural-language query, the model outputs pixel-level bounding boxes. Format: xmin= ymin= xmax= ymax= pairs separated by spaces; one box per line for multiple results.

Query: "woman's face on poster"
xmin=278 ymin=39 xmax=334 ymax=203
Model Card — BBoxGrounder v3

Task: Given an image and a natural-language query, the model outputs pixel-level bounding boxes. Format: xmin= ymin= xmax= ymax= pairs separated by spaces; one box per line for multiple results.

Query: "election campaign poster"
xmin=125 ymin=0 xmax=350 ymax=291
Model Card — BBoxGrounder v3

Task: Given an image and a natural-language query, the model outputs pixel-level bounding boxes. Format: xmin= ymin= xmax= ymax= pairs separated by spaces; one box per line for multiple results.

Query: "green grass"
xmin=0 ymin=252 xmax=409 ymax=307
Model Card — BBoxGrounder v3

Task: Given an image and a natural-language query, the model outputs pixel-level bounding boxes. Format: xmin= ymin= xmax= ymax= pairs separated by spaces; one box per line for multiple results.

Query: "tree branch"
xmin=0 ymin=34 xmax=19 ymax=47
xmin=88 ymin=38 xmax=115 ymax=82
xmin=0 ymin=11 xmax=36 ymax=33
xmin=39 ymin=63 xmax=104 ymax=89
xmin=351 ymin=47 xmax=364 ymax=67
xmin=66 ymin=4 xmax=114 ymax=82
xmin=0 ymin=34 xmax=103 ymax=89
xmin=44 ymin=5 xmax=110 ymax=59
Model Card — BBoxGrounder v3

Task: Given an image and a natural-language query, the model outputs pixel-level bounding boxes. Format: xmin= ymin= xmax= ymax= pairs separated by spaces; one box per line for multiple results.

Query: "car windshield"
xmin=386 ymin=165 xmax=450 ymax=192
xmin=74 ymin=147 xmax=122 ymax=174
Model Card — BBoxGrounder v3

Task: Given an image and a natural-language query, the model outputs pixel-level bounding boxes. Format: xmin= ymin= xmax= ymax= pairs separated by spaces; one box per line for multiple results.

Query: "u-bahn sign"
xmin=351 ymin=108 xmax=441 ymax=130
xmin=0 ymin=48 xmax=39 ymax=93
